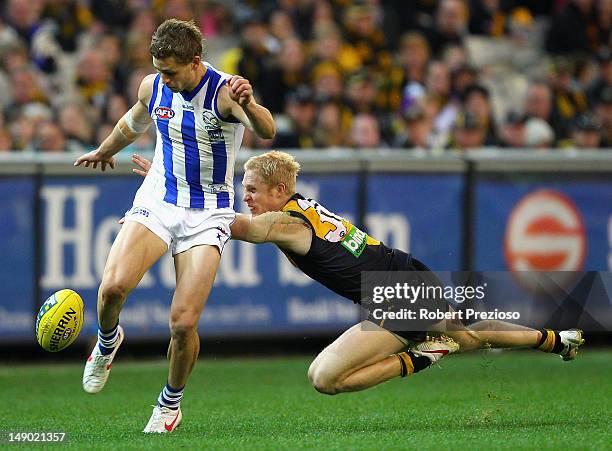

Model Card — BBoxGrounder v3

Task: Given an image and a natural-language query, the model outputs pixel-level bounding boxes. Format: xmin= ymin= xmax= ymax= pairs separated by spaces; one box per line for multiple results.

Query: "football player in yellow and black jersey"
xmin=130 ymin=151 xmax=585 ymax=395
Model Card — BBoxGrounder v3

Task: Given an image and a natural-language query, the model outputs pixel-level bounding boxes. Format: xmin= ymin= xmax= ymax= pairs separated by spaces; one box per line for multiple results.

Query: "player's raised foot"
xmin=412 ymin=335 xmax=460 ymax=364
xmin=559 ymin=329 xmax=584 ymax=361
xmin=143 ymin=406 xmax=182 ymax=433
xmin=82 ymin=326 xmax=124 ymax=394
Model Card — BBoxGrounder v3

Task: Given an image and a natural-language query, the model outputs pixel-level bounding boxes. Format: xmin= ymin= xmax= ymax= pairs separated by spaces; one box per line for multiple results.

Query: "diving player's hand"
xmin=131 ymin=153 xmax=151 ymax=177
xmin=74 ymin=149 xmax=116 ymax=172
xmin=228 ymin=75 xmax=254 ymax=107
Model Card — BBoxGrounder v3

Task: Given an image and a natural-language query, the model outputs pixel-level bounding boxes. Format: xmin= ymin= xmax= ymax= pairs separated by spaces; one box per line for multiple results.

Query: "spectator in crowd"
xmin=524 ymin=80 xmax=567 ymax=143
xmin=393 ymin=103 xmax=432 ymax=149
xmin=103 ymin=94 xmax=129 ymax=125
xmin=461 ymin=84 xmax=499 ymax=145
xmin=342 ymin=3 xmax=391 ymax=74
xmin=314 ymin=100 xmax=347 ymax=148
xmin=268 ymin=10 xmax=296 ymax=42
xmin=587 ymin=48 xmax=611 ymax=106
xmin=8 ymin=113 xmax=35 ymax=150
xmin=449 ymin=111 xmax=487 ymax=149
xmin=468 ymin=0 xmax=510 ymax=37
xmin=124 ymin=30 xmax=155 ymax=72
xmin=58 ymin=102 xmax=94 ymax=152
xmin=75 ymin=48 xmax=112 ymax=107
xmin=549 ymin=59 xmax=589 ymax=130
xmin=43 ymin=0 xmax=92 ymax=53
xmin=345 ymin=70 xmax=380 ymax=115
xmin=97 ymin=34 xmax=124 ymax=91
xmin=311 ymin=61 xmax=343 ymax=102
xmin=274 ymin=86 xmax=316 ymax=149
xmin=236 ymin=13 xmax=276 ymax=101
xmin=545 ymin=0 xmax=607 ymax=55
xmin=5 ymin=0 xmax=52 ymax=71
xmin=34 ymin=120 xmax=66 ymax=152
xmin=424 ymin=0 xmax=468 ymax=57
xmin=9 ymin=66 xmax=48 ymax=108
xmin=89 ymin=0 xmax=132 ymax=31
xmin=95 ymin=123 xmax=114 ymax=147
xmin=385 ymin=32 xmax=430 ymax=115
xmin=350 ymin=113 xmax=383 ymax=148
xmin=499 ymin=110 xmax=527 ymax=148
xmin=0 ymin=127 xmax=12 ymax=151
xmin=594 ymin=86 xmax=612 ymax=147
xmin=451 ymin=64 xmax=478 ymax=98
xmin=261 ymin=37 xmax=308 ymax=113
xmin=308 ymin=24 xmax=361 ymax=77
xmin=419 ymin=60 xmax=460 ymax=145
xmin=571 ymin=113 xmax=603 ymax=148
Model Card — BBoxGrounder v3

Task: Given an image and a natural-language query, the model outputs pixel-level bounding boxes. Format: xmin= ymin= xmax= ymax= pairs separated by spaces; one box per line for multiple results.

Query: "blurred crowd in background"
xmin=0 ymin=0 xmax=610 ymax=153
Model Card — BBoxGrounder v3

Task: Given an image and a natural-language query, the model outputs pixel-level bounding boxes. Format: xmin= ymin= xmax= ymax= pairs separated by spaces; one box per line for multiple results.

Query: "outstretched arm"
xmin=231 ymin=212 xmax=311 ymax=255
xmin=74 ymin=75 xmax=155 ymax=171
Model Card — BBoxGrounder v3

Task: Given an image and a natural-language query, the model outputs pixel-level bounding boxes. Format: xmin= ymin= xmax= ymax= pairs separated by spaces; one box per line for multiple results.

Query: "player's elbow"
xmin=259 ymin=124 xmax=276 ymax=140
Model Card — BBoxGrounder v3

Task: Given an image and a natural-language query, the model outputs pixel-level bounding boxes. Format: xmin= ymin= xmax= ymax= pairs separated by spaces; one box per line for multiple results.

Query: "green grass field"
xmin=2 ymin=350 xmax=611 ymax=450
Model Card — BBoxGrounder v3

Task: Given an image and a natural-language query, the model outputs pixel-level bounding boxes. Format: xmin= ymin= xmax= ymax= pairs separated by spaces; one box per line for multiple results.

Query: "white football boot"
xmin=82 ymin=326 xmax=124 ymax=394
xmin=143 ymin=406 xmax=183 ymax=433
xmin=558 ymin=329 xmax=584 ymax=361
xmin=412 ymin=335 xmax=460 ymax=363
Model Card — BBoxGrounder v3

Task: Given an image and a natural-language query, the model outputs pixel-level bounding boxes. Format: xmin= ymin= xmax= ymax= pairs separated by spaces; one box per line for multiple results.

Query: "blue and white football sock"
xmin=157 ymin=383 xmax=184 ymax=410
xmin=97 ymin=324 xmax=120 ymax=356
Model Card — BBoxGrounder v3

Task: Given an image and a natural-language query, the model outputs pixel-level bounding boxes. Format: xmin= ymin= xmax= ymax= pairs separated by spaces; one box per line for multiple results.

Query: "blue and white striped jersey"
xmin=147 ymin=63 xmax=244 ymax=209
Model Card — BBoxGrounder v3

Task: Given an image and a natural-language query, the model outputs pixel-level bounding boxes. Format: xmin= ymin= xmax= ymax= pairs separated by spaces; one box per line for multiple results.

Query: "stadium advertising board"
xmin=0 ymin=178 xmax=35 ymax=338
xmin=367 ymin=174 xmax=464 ymax=270
xmin=474 ymin=175 xmax=612 ymax=271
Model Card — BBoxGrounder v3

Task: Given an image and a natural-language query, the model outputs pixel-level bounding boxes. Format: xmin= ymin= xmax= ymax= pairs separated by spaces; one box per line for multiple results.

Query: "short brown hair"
xmin=244 ymin=151 xmax=301 ymax=194
xmin=149 ymin=19 xmax=204 ymax=64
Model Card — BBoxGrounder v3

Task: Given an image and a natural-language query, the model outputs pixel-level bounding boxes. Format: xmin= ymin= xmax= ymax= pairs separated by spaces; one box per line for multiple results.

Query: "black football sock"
xmin=536 ymin=329 xmax=564 ymax=354
xmin=393 ymin=350 xmax=431 ymax=377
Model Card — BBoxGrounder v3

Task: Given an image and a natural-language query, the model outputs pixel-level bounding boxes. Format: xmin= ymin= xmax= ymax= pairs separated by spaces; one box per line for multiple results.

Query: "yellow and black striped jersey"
xmin=281 ymin=193 xmax=412 ymax=303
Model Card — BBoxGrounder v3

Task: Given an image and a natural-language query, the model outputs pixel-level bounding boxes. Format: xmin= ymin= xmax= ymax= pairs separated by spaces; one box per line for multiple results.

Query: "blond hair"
xmin=244 ymin=151 xmax=301 ymax=194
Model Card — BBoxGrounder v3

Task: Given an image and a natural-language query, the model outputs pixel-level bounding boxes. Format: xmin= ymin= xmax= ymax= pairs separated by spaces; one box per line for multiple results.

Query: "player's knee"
xmin=99 ymin=280 xmax=128 ymax=305
xmin=308 ymin=362 xmax=340 ymax=395
xmin=169 ymin=311 xmax=199 ymax=339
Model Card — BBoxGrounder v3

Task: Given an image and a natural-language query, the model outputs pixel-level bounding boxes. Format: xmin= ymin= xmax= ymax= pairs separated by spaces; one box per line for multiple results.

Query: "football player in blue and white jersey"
xmin=74 ymin=18 xmax=275 ymax=433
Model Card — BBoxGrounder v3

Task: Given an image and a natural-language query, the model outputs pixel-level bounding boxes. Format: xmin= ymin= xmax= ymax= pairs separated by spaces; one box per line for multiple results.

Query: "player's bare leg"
xmin=144 ymin=244 xmax=220 ymax=433
xmin=434 ymin=317 xmax=584 ymax=360
xmin=307 ymin=321 xmax=457 ymax=395
xmin=98 ymin=222 xmax=168 ymax=330
xmin=167 ymin=244 xmax=220 ymax=387
xmin=84 ymin=222 xmax=168 ymax=394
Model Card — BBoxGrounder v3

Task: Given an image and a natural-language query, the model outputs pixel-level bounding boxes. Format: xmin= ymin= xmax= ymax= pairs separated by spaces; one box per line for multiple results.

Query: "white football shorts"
xmin=124 ymin=179 xmax=235 ymax=255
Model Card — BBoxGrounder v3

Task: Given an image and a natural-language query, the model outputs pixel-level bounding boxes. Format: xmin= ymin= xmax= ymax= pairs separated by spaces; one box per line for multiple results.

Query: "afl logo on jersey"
xmin=504 ymin=190 xmax=586 ymax=271
xmin=155 ymin=106 xmax=175 ymax=119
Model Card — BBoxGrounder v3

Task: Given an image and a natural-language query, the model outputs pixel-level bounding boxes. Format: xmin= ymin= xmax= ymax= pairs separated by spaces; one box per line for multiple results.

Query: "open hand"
xmin=74 ymin=149 xmax=116 ymax=172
